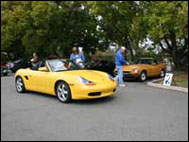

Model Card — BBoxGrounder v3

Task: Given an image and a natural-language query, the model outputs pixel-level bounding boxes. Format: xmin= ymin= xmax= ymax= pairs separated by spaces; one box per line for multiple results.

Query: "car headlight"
xmin=133 ymin=68 xmax=138 ymax=73
xmin=106 ymin=73 xmax=115 ymax=82
xmin=77 ymin=76 xmax=95 ymax=85
xmin=9 ymin=63 xmax=14 ymax=68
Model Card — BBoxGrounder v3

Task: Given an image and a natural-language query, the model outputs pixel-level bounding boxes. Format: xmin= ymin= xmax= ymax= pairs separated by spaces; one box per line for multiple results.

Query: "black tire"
xmin=15 ymin=76 xmax=26 ymax=93
xmin=3 ymin=73 xmax=8 ymax=76
xmin=139 ymin=71 xmax=147 ymax=82
xmin=56 ymin=81 xmax=72 ymax=103
xmin=160 ymin=69 xmax=165 ymax=78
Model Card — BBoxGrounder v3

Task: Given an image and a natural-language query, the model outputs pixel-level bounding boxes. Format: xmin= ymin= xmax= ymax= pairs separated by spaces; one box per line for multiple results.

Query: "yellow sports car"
xmin=122 ymin=58 xmax=166 ymax=81
xmin=15 ymin=59 xmax=117 ymax=103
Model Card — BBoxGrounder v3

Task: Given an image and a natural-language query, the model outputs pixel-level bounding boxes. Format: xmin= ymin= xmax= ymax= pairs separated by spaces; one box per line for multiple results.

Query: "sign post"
xmin=163 ymin=73 xmax=174 ymax=86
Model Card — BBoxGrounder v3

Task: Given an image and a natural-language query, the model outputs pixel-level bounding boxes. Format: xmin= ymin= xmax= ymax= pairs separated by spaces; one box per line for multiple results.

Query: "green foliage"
xmin=1 ymin=1 xmax=100 ymax=59
xmin=139 ymin=1 xmax=188 ymax=68
xmin=1 ymin=1 xmax=188 ymax=70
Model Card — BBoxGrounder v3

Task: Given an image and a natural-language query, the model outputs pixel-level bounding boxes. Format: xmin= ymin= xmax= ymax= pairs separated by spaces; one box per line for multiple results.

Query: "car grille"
xmin=88 ymin=92 xmax=101 ymax=96
xmin=123 ymin=71 xmax=133 ymax=77
xmin=123 ymin=71 xmax=131 ymax=75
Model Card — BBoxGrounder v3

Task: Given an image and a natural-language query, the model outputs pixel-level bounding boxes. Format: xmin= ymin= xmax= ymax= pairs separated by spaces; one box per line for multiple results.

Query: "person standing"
xmin=78 ymin=47 xmax=85 ymax=64
xmin=70 ymin=47 xmax=85 ymax=68
xmin=115 ymin=47 xmax=129 ymax=87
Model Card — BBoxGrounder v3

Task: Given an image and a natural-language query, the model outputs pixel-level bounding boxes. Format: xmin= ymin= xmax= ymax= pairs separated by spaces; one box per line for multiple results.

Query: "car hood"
xmin=123 ymin=64 xmax=149 ymax=71
xmin=57 ymin=70 xmax=108 ymax=82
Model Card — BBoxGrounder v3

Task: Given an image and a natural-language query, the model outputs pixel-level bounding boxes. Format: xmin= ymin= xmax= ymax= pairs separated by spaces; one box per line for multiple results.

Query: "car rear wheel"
xmin=139 ymin=71 xmax=147 ymax=82
xmin=160 ymin=69 xmax=165 ymax=78
xmin=56 ymin=81 xmax=72 ymax=103
xmin=16 ymin=76 xmax=25 ymax=93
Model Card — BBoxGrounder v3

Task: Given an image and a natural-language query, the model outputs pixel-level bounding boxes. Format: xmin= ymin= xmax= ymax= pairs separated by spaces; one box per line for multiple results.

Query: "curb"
xmin=147 ymin=78 xmax=188 ymax=93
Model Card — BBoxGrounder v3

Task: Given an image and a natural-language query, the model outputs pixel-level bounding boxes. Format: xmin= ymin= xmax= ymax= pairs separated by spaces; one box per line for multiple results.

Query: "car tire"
xmin=139 ymin=71 xmax=147 ymax=82
xmin=160 ymin=69 xmax=165 ymax=78
xmin=56 ymin=81 xmax=72 ymax=103
xmin=15 ymin=76 xmax=26 ymax=93
xmin=2 ymin=73 xmax=8 ymax=76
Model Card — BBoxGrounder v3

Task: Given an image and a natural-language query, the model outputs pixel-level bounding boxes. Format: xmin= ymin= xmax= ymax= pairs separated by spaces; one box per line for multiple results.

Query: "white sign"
xmin=163 ymin=73 xmax=173 ymax=86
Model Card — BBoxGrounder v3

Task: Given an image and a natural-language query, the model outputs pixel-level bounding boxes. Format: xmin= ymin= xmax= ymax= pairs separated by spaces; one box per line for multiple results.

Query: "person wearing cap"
xmin=115 ymin=47 xmax=129 ymax=87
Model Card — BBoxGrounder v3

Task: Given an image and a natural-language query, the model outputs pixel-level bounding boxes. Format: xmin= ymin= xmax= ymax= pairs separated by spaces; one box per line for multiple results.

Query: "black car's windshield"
xmin=47 ymin=59 xmax=82 ymax=72
xmin=135 ymin=59 xmax=152 ymax=65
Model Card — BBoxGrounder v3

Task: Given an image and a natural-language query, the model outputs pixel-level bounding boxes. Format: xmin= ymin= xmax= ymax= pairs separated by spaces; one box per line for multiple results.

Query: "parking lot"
xmin=1 ymin=74 xmax=188 ymax=141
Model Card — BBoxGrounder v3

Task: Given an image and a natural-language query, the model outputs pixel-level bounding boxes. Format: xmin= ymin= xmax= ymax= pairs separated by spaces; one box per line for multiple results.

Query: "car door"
xmin=150 ymin=60 xmax=161 ymax=76
xmin=142 ymin=59 xmax=154 ymax=77
xmin=26 ymin=69 xmax=51 ymax=93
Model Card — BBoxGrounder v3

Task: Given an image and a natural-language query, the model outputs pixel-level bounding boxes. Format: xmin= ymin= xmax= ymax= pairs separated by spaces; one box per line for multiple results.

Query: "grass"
xmin=158 ymin=72 xmax=188 ymax=88
xmin=172 ymin=73 xmax=188 ymax=88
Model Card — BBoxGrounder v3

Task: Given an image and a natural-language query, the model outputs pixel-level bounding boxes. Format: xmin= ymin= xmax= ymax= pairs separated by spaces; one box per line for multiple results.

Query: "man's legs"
xmin=115 ymin=66 xmax=125 ymax=86
xmin=118 ymin=66 xmax=124 ymax=86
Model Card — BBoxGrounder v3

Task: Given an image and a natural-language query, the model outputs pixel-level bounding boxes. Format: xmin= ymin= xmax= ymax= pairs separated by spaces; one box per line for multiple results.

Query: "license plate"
xmin=124 ymin=73 xmax=130 ymax=75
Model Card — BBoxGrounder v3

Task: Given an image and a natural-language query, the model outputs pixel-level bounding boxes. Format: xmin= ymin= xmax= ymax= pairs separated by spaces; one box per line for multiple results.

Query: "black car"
xmin=1 ymin=65 xmax=9 ymax=76
xmin=85 ymin=60 xmax=115 ymax=76
xmin=9 ymin=59 xmax=31 ymax=73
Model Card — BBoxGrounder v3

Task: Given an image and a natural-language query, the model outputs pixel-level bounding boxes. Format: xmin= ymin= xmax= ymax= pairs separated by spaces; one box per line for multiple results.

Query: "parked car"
xmin=116 ymin=58 xmax=166 ymax=81
xmin=1 ymin=65 xmax=9 ymax=76
xmin=9 ymin=59 xmax=31 ymax=73
xmin=85 ymin=60 xmax=115 ymax=76
xmin=15 ymin=59 xmax=117 ymax=103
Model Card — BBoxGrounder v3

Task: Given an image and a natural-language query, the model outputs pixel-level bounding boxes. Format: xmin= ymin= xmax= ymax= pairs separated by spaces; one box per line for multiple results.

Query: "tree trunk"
xmin=125 ymin=37 xmax=134 ymax=61
xmin=169 ymin=31 xmax=181 ymax=69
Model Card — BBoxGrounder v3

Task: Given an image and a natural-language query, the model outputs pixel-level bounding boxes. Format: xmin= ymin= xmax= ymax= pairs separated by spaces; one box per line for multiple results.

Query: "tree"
xmin=1 ymin=1 xmax=188 ymax=70
xmin=90 ymin=1 xmax=140 ymax=61
xmin=139 ymin=1 xmax=188 ymax=69
xmin=1 ymin=1 xmax=32 ymax=59
xmin=1 ymin=1 xmax=100 ymax=59
xmin=57 ymin=1 xmax=100 ymax=57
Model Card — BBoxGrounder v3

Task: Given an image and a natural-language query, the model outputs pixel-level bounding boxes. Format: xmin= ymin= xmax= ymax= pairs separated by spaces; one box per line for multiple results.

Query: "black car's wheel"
xmin=56 ymin=81 xmax=72 ymax=103
xmin=15 ymin=76 xmax=26 ymax=93
xmin=139 ymin=71 xmax=147 ymax=82
xmin=160 ymin=69 xmax=165 ymax=78
xmin=2 ymin=73 xmax=8 ymax=76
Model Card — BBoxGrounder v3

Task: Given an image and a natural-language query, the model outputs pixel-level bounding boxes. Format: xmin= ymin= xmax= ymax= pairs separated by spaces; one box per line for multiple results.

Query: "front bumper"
xmin=70 ymin=82 xmax=117 ymax=100
xmin=123 ymin=72 xmax=140 ymax=79
xmin=1 ymin=69 xmax=9 ymax=74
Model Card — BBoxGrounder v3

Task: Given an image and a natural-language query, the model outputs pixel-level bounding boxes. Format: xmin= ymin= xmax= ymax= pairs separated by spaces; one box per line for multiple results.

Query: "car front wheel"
xmin=15 ymin=76 xmax=25 ymax=93
xmin=56 ymin=81 xmax=72 ymax=103
xmin=139 ymin=71 xmax=147 ymax=82
xmin=160 ymin=69 xmax=165 ymax=78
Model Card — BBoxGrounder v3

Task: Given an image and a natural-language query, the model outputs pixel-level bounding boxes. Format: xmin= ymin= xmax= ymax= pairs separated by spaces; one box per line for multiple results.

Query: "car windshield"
xmin=47 ymin=59 xmax=82 ymax=72
xmin=135 ymin=59 xmax=152 ymax=65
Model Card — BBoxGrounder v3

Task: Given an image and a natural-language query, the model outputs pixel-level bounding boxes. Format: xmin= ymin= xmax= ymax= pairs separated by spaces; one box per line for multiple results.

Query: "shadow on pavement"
xmin=72 ymin=95 xmax=117 ymax=105
xmin=23 ymin=91 xmax=117 ymax=105
xmin=1 ymin=73 xmax=15 ymax=77
xmin=124 ymin=76 xmax=162 ymax=82
xmin=24 ymin=91 xmax=57 ymax=100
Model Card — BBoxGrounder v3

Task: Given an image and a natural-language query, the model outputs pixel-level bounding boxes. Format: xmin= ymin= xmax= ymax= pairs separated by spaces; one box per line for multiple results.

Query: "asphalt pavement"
xmin=1 ymin=74 xmax=188 ymax=141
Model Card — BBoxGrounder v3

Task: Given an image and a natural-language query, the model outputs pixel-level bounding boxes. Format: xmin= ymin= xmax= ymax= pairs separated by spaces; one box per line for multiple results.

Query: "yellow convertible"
xmin=122 ymin=58 xmax=166 ymax=81
xmin=15 ymin=59 xmax=117 ymax=103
